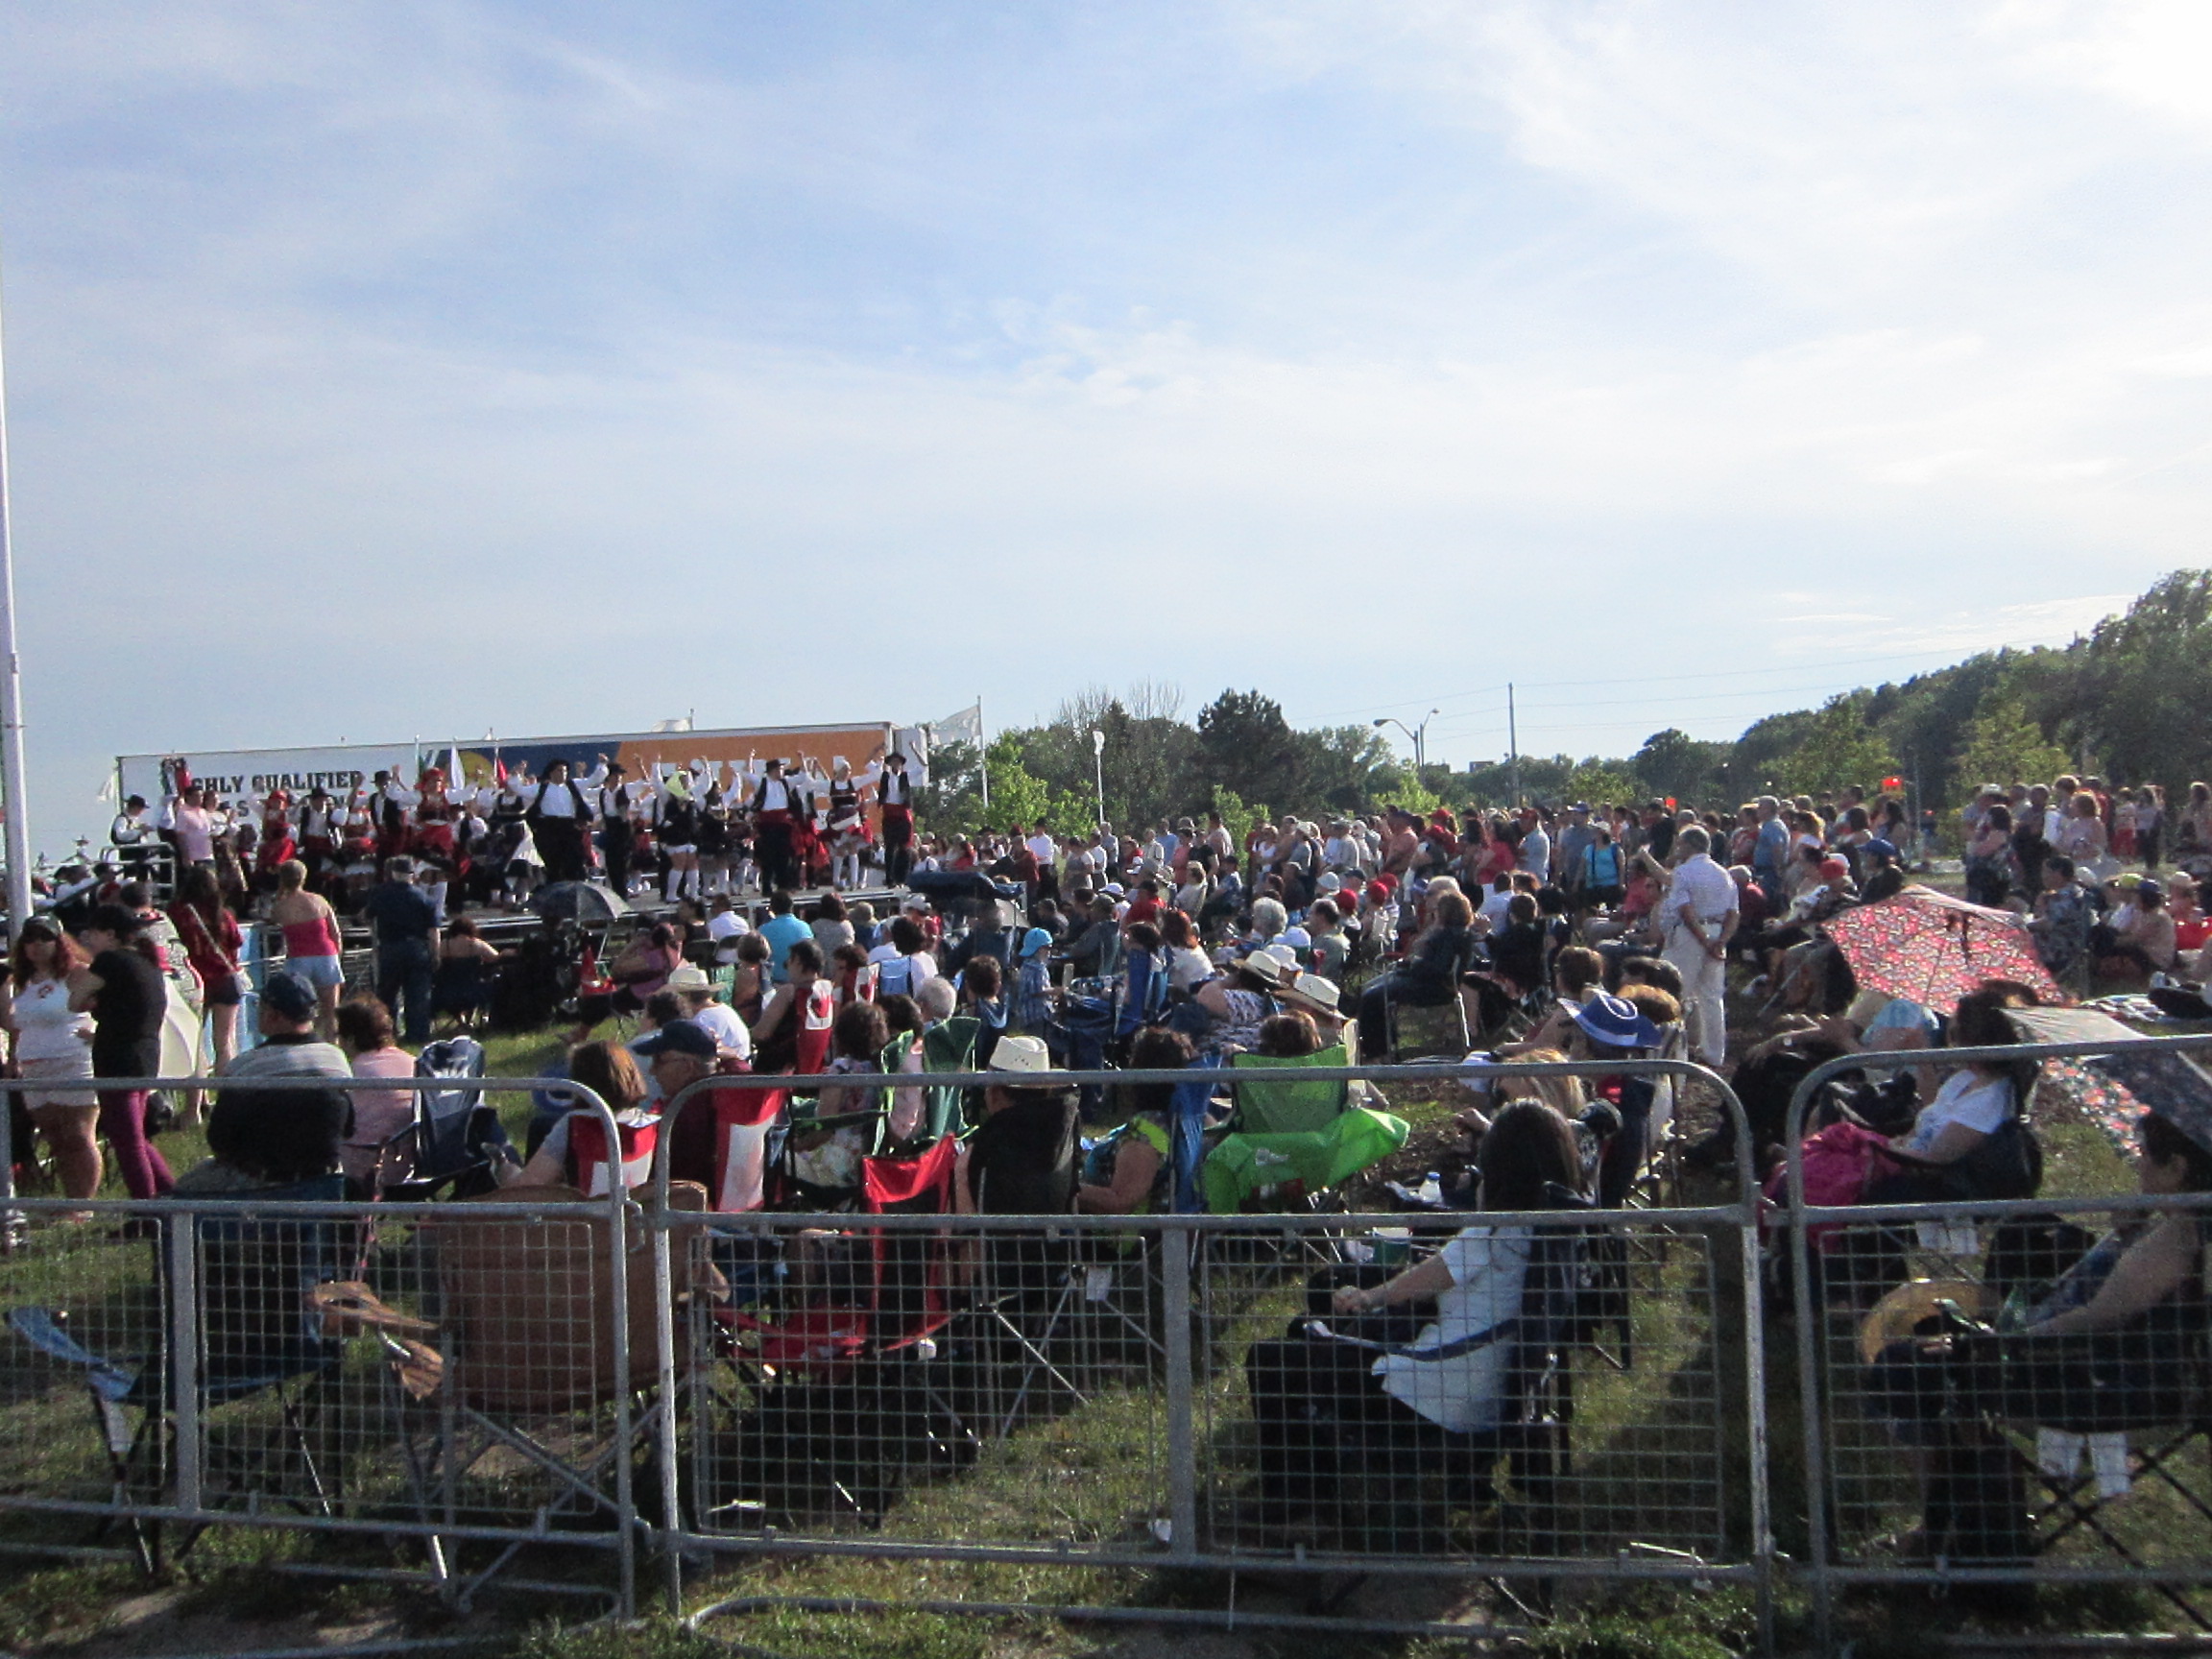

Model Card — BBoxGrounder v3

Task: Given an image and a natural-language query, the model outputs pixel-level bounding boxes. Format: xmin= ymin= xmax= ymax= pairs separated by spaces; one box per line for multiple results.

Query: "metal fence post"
xmin=165 ymin=1205 xmax=201 ymax=1519
xmin=1161 ymin=1221 xmax=1198 ymax=1560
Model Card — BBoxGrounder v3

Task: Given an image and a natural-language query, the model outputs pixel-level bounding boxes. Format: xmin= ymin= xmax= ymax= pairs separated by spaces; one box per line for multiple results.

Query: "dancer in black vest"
xmin=527 ymin=758 xmax=592 ymax=883
xmin=750 ymin=757 xmax=805 ymax=892
xmin=594 ymin=761 xmax=637 ymax=898
xmin=878 ymin=753 xmax=916 ymax=886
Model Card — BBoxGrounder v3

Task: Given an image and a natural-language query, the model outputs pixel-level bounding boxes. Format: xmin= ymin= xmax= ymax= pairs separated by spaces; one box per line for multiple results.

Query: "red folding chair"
xmin=718 ymin=1135 xmax=971 ymax=1518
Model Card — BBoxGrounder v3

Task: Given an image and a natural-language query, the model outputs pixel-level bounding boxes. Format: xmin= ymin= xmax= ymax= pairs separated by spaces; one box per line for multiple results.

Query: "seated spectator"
xmin=334 ymin=996 xmax=417 ymax=1191
xmin=432 ymin=916 xmax=500 ymax=1029
xmin=1242 ymin=1101 xmax=1587 ymax=1512
xmin=666 ymin=962 xmax=751 ymax=1062
xmin=750 ymin=939 xmax=827 ymax=1071
xmin=2169 ymin=873 xmax=2210 ymax=956
xmin=1063 ymin=896 xmax=1126 ymax=980
xmin=2032 ymin=854 xmax=2099 ymax=979
xmin=958 ymin=954 xmax=1009 ymax=1065
xmin=867 ymin=916 xmax=939 ymax=999
xmin=1195 ymin=950 xmax=1286 ymax=1057
xmin=1861 ymin=984 xmax=2043 ymax=1206
xmin=730 ymin=933 xmax=772 ymax=1024
xmin=1012 ymin=927 xmax=1056 ymax=1034
xmin=1863 ymin=1102 xmax=2212 ymax=1563
xmin=1355 ymin=891 xmax=1478 ymax=1060
xmin=1255 ymin=1009 xmax=1322 ymax=1058
xmin=1160 ymin=909 xmax=1213 ymax=995
xmin=221 ymin=971 xmax=352 ymax=1081
xmin=958 ymin=1035 xmax=1081 ymax=1217
xmin=1076 ymin=1026 xmax=1190 ymax=1214
xmin=515 ymin=1040 xmax=653 ymax=1188
xmin=2092 ymin=877 xmax=2177 ymax=982
xmin=1858 ymin=838 xmax=1908 ymax=903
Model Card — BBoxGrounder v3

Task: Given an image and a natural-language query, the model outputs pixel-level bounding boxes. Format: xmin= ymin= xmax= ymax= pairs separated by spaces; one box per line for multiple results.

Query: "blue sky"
xmin=2 ymin=1 xmax=2207 ymax=846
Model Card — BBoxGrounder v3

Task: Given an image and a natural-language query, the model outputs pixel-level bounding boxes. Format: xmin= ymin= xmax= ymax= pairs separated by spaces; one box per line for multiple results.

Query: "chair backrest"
xmin=920 ymin=1016 xmax=980 ymax=1140
xmin=967 ymin=1094 xmax=1079 ymax=1216
xmin=1116 ymin=949 xmax=1169 ymax=1037
xmin=433 ymin=1182 xmax=714 ymax=1413
xmin=195 ymin=1173 xmax=351 ymax=1387
xmin=1198 ymin=1106 xmax=1408 ymax=1214
xmin=792 ymin=980 xmax=837 ymax=1076
xmin=877 ymin=1032 xmax=927 ymax=1147
xmin=1230 ymin=1043 xmax=1352 ymax=1135
xmin=861 ymin=1135 xmax=959 ymax=1343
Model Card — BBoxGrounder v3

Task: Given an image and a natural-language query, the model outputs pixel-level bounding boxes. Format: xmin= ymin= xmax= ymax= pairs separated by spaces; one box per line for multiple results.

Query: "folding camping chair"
xmin=1199 ymin=1105 xmax=1410 ymax=1216
xmin=717 ymin=1136 xmax=971 ymax=1520
xmin=8 ymin=1174 xmax=355 ymax=1574
xmin=1231 ymin=1043 xmax=1352 ymax=1135
xmin=375 ymin=1037 xmax=515 ymax=1201
xmin=374 ymin=1181 xmax=723 ymax=1608
xmin=921 ymin=1015 xmax=980 ymax=1137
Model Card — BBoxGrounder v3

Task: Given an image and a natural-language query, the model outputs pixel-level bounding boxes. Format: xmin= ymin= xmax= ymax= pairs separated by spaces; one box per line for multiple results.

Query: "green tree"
xmin=1951 ymin=697 xmax=2072 ymax=794
xmin=1768 ymin=694 xmax=1897 ymax=797
xmin=1631 ymin=729 xmax=1728 ymax=805
xmin=1195 ymin=689 xmax=1304 ymax=812
xmin=1563 ymin=758 xmax=1642 ymax=807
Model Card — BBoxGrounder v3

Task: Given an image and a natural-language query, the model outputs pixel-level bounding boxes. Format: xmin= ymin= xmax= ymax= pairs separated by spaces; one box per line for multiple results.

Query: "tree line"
xmin=918 ymin=571 xmax=2211 ymax=839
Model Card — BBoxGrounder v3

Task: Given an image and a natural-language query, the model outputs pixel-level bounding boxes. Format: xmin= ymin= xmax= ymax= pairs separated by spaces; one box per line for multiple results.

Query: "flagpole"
xmin=0 ymin=252 xmax=33 ymax=946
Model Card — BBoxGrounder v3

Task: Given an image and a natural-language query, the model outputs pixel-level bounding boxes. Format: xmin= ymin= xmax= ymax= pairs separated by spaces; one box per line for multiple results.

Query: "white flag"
xmin=930 ymin=703 xmax=983 ymax=748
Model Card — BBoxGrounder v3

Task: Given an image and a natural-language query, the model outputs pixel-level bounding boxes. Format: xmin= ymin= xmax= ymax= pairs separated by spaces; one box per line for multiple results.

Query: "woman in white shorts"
xmin=3 ymin=918 xmax=101 ymax=1205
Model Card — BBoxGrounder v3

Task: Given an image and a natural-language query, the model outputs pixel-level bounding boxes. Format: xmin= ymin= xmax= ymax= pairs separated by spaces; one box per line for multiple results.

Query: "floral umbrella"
xmin=1822 ymin=884 xmax=2064 ymax=1011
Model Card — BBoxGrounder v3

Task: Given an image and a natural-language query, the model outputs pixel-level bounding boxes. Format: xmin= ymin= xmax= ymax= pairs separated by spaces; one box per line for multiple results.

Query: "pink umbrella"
xmin=1821 ymin=884 xmax=2066 ymax=1010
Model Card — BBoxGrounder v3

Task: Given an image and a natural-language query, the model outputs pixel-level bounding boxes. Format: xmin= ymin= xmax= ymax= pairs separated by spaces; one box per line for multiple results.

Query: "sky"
xmin=1 ymin=0 xmax=2207 ymax=849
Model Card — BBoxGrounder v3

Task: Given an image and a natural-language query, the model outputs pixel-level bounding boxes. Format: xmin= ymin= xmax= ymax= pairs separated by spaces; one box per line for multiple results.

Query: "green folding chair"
xmin=1199 ymin=1105 xmax=1409 ymax=1214
xmin=1230 ymin=1042 xmax=1352 ymax=1135
xmin=923 ymin=1016 xmax=981 ymax=1138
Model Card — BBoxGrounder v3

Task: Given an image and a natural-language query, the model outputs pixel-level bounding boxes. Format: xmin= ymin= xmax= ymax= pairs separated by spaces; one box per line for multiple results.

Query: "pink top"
xmin=281 ymin=912 xmax=343 ymax=960
xmin=340 ymin=1046 xmax=419 ymax=1186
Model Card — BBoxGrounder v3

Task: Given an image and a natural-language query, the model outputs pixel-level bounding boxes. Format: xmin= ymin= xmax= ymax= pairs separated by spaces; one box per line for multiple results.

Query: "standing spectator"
xmin=364 ymin=856 xmax=441 ymax=1045
xmin=271 ymin=859 xmax=347 ymax=1039
xmin=4 ymin=920 xmax=100 ymax=1205
xmin=1658 ymin=826 xmax=1737 ymax=1068
xmin=168 ymin=865 xmax=245 ymax=1080
xmin=159 ymin=784 xmax=218 ymax=873
xmin=1516 ymin=808 xmax=1552 ymax=881
xmin=66 ymin=905 xmax=175 ymax=1199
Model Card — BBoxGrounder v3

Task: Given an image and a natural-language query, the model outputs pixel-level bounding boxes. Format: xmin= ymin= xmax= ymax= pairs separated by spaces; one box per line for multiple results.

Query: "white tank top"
xmin=11 ymin=975 xmax=94 ymax=1064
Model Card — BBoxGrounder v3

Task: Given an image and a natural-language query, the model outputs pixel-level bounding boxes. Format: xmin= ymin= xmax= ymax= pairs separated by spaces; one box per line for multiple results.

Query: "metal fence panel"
xmin=1781 ymin=1033 xmax=2212 ymax=1648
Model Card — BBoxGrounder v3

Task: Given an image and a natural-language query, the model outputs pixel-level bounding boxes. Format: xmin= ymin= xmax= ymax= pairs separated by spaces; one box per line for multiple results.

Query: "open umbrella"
xmin=1822 ymin=883 xmax=2064 ymax=1011
xmin=530 ymin=879 xmax=631 ymax=926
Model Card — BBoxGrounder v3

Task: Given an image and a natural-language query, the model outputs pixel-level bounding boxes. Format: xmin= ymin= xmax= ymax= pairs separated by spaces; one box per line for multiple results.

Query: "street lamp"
xmin=1090 ymin=729 xmax=1106 ymax=827
xmin=1372 ymin=709 xmax=1440 ymax=774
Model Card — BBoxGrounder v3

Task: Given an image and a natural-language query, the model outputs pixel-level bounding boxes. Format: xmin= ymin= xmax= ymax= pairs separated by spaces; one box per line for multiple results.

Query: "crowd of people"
xmin=12 ymin=748 xmax=2212 ymax=1586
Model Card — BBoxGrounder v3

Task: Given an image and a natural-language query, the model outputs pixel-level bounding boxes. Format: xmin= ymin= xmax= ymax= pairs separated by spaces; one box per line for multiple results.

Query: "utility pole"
xmin=1506 ymin=682 xmax=1521 ymax=807
xmin=977 ymin=693 xmax=989 ymax=811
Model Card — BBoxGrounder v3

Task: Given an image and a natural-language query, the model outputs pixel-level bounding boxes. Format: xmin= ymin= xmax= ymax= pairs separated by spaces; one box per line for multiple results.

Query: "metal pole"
xmin=1506 ymin=682 xmax=1521 ymax=806
xmin=0 ymin=271 xmax=34 ymax=946
xmin=1091 ymin=729 xmax=1105 ymax=827
xmin=976 ymin=694 xmax=989 ymax=811
xmin=1160 ymin=1223 xmax=1197 ymax=1559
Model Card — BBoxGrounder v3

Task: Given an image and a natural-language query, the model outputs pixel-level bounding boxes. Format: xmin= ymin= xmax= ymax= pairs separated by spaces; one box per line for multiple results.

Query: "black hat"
xmin=634 ymin=1019 xmax=717 ymax=1061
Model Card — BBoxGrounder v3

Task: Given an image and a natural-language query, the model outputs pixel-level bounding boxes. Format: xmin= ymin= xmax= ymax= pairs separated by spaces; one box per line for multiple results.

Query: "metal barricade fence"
xmin=1782 ymin=1034 xmax=2212 ymax=1649
xmin=0 ymin=1075 xmax=637 ymax=1617
xmin=646 ymin=1057 xmax=1771 ymax=1645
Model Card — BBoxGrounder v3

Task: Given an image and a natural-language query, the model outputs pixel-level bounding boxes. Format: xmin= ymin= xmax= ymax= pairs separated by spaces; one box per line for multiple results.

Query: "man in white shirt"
xmin=1023 ymin=825 xmax=1059 ymax=897
xmin=1516 ymin=808 xmax=1551 ymax=882
xmin=1659 ymin=826 xmax=1739 ymax=1066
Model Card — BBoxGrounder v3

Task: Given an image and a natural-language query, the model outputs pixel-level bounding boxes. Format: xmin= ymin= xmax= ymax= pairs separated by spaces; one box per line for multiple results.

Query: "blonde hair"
xmin=276 ymin=859 xmax=308 ymax=893
xmin=1496 ymin=1047 xmax=1587 ymax=1122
